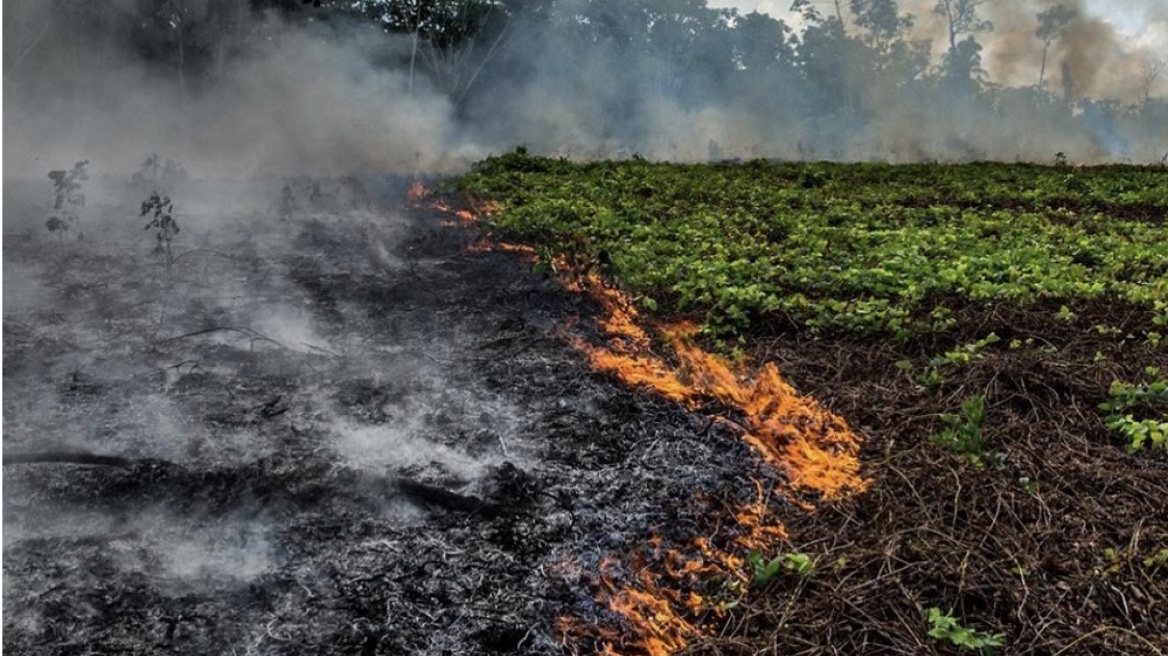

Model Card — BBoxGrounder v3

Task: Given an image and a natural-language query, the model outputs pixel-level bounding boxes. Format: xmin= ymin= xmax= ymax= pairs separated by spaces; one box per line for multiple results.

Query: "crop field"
xmin=449 ymin=152 xmax=1168 ymax=654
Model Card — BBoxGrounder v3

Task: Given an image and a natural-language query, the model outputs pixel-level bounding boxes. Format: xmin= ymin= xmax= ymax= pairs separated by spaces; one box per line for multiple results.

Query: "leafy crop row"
xmin=451 ymin=150 xmax=1168 ymax=337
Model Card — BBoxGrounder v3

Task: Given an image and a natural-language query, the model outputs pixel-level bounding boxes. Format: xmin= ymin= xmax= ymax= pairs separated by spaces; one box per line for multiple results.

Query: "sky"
xmin=710 ymin=0 xmax=1164 ymax=35
xmin=708 ymin=0 xmax=1168 ymax=52
xmin=708 ymin=0 xmax=1168 ymax=99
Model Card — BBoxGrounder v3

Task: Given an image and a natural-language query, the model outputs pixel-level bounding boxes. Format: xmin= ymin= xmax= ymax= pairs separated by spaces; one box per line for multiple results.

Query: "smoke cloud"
xmin=3 ymin=0 xmax=1167 ymax=174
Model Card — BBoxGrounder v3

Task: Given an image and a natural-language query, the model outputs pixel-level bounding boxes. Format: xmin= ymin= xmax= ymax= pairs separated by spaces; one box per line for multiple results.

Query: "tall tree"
xmin=343 ymin=0 xmax=516 ymax=103
xmin=733 ymin=11 xmax=794 ymax=74
xmin=940 ymin=35 xmax=984 ymax=95
xmin=1138 ymin=57 xmax=1167 ymax=104
xmin=933 ymin=0 xmax=991 ymax=52
xmin=849 ymin=0 xmax=912 ymax=52
xmin=790 ymin=0 xmax=845 ymax=26
xmin=1035 ymin=4 xmax=1075 ymax=91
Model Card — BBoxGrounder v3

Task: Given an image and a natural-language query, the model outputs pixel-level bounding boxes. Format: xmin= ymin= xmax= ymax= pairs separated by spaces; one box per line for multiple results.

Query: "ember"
xmin=433 ymin=201 xmax=869 ymax=655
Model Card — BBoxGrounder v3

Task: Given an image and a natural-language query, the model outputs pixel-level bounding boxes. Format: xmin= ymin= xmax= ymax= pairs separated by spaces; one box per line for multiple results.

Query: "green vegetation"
xmin=924 ymin=607 xmax=1006 ymax=654
xmin=449 ymin=152 xmax=1168 ymax=654
xmin=747 ymin=550 xmax=815 ymax=585
xmin=452 ymin=151 xmax=1168 ymax=337
xmin=45 ymin=160 xmax=90 ymax=243
xmin=140 ymin=192 xmax=180 ymax=271
xmin=1100 ymin=367 xmax=1168 ymax=452
xmin=929 ymin=394 xmax=1004 ymax=468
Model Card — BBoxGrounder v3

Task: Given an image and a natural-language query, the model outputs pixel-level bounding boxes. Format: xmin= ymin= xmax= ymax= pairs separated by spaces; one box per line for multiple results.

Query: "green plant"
xmin=1099 ymin=367 xmax=1168 ymax=452
xmin=930 ymin=395 xmax=1003 ymax=467
xmin=1144 ymin=548 xmax=1168 ymax=569
xmin=917 ymin=366 xmax=946 ymax=391
xmin=932 ymin=333 xmax=1001 ymax=367
xmin=46 ymin=160 xmax=89 ymax=242
xmin=747 ymin=550 xmax=815 ymax=585
xmin=925 ymin=607 xmax=1006 ymax=654
xmin=141 ymin=192 xmax=180 ymax=271
xmin=454 ymin=159 xmax=1168 ymax=340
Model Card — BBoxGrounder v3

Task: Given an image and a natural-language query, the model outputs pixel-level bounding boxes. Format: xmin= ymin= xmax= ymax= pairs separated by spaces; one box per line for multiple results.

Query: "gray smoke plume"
xmin=3 ymin=0 xmax=1167 ymax=172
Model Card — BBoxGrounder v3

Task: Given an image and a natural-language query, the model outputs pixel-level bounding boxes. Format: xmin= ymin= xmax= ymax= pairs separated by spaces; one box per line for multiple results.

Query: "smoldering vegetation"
xmin=1 ymin=167 xmax=779 ymax=654
xmin=3 ymin=0 xmax=1167 ymax=177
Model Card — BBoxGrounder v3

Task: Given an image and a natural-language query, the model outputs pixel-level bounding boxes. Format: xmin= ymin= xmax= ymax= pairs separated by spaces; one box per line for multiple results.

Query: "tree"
xmin=1138 ymin=57 xmax=1167 ymax=104
xmin=1035 ymin=4 xmax=1075 ymax=91
xmin=933 ymin=0 xmax=991 ymax=53
xmin=643 ymin=0 xmax=737 ymax=98
xmin=790 ymin=0 xmax=845 ymax=25
xmin=849 ymin=0 xmax=912 ymax=52
xmin=343 ymin=0 xmax=515 ymax=103
xmin=733 ymin=11 xmax=794 ymax=74
xmin=940 ymin=35 xmax=984 ymax=95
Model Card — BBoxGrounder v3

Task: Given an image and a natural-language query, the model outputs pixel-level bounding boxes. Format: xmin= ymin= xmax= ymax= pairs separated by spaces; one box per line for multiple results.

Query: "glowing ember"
xmin=465 ymin=236 xmax=537 ymax=259
xmin=427 ymin=200 xmax=868 ymax=656
xmin=406 ymin=180 xmax=428 ymax=205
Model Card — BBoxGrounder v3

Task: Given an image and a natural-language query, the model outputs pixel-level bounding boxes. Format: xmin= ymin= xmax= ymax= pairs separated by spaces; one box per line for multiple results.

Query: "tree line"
xmin=7 ymin=0 xmax=1165 ymax=160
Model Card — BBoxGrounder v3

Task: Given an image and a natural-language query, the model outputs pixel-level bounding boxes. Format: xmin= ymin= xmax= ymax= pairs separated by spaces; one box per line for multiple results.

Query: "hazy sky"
xmin=708 ymin=0 xmax=1168 ymax=97
xmin=710 ymin=0 xmax=1162 ymax=25
xmin=708 ymin=0 xmax=1167 ymax=43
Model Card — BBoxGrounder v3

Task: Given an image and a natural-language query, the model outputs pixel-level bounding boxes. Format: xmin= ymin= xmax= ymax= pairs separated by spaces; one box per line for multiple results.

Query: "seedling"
xmin=747 ymin=550 xmax=815 ymax=586
xmin=1099 ymin=367 xmax=1168 ymax=452
xmin=930 ymin=395 xmax=1003 ymax=468
xmin=931 ymin=333 xmax=1000 ymax=367
xmin=924 ymin=607 xmax=1005 ymax=654
xmin=45 ymin=160 xmax=89 ymax=242
xmin=141 ymin=192 xmax=180 ymax=271
xmin=1144 ymin=549 xmax=1168 ymax=569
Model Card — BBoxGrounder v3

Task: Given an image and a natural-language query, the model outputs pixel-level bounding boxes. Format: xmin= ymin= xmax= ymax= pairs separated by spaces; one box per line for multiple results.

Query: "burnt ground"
xmin=2 ymin=176 xmax=775 ymax=655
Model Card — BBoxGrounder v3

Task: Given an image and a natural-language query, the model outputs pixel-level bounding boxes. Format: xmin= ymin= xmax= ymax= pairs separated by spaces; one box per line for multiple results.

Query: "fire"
xmin=406 ymin=180 xmax=428 ymax=205
xmin=425 ymin=198 xmax=868 ymax=656
xmin=567 ymin=273 xmax=866 ymax=501
xmin=465 ymin=236 xmax=537 ymax=259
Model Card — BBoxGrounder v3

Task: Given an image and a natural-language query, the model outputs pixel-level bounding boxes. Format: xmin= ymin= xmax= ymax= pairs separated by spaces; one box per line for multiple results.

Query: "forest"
xmin=4 ymin=0 xmax=1167 ymax=166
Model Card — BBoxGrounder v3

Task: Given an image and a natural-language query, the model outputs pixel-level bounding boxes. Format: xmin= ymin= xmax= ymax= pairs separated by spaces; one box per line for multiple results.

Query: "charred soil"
xmin=4 ymin=178 xmax=792 ymax=655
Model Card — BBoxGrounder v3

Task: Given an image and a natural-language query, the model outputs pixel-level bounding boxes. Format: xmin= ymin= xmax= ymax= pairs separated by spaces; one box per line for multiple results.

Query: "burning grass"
xmin=423 ymin=185 xmax=870 ymax=656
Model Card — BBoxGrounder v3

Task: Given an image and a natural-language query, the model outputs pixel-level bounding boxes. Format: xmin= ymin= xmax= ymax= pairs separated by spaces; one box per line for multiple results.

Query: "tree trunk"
xmin=1038 ymin=41 xmax=1049 ymax=90
xmin=409 ymin=29 xmax=419 ymax=93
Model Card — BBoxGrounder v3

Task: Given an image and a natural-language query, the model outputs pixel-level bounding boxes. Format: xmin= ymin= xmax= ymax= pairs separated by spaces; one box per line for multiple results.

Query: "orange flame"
xmin=427 ymin=200 xmax=867 ymax=656
xmin=406 ymin=180 xmax=428 ymax=204
xmin=568 ymin=273 xmax=866 ymax=501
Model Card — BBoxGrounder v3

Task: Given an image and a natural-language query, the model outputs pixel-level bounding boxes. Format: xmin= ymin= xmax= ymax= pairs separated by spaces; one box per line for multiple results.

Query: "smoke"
xmin=3 ymin=4 xmax=462 ymax=178
xmin=3 ymin=0 xmax=1167 ymax=174
xmin=972 ymin=0 xmax=1163 ymax=102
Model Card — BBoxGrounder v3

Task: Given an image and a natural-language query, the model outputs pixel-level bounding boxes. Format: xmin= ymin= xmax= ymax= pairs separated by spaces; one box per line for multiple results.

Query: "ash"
xmin=3 ymin=176 xmax=771 ymax=655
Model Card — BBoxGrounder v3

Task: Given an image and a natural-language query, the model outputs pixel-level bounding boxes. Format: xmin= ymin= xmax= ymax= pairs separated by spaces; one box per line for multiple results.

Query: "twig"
xmin=3 ymin=451 xmax=133 ymax=467
xmin=1051 ymin=625 xmax=1164 ymax=656
xmin=156 ymin=326 xmax=288 ymax=350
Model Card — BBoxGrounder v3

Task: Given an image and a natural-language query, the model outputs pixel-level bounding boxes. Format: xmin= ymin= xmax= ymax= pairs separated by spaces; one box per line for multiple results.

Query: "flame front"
xmin=570 ymin=273 xmax=867 ymax=501
xmin=426 ymin=198 xmax=867 ymax=656
xmin=561 ymin=275 xmax=865 ymax=654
